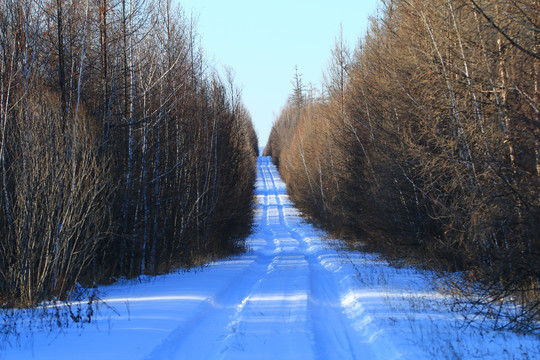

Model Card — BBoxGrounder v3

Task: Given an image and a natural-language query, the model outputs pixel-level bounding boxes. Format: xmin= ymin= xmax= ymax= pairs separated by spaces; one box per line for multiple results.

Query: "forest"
xmin=0 ymin=0 xmax=258 ymax=309
xmin=265 ymin=0 xmax=539 ymax=331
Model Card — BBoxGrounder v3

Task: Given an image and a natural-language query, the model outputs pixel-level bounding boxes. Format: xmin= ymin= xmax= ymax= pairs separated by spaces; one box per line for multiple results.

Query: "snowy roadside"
xmin=1 ymin=156 xmax=538 ymax=359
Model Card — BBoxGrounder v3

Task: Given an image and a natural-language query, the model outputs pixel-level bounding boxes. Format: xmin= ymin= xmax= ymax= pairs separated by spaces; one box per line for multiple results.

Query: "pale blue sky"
xmin=176 ymin=0 xmax=380 ymax=146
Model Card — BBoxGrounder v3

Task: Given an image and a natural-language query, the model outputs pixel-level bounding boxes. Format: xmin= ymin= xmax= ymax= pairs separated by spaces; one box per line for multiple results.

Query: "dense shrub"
xmin=265 ymin=0 xmax=539 ymax=332
xmin=0 ymin=0 xmax=257 ymax=309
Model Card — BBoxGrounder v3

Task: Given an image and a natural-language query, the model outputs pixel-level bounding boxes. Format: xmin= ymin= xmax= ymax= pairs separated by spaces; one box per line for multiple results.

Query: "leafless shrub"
xmin=265 ymin=0 xmax=539 ymax=332
xmin=1 ymin=0 xmax=257 ymax=336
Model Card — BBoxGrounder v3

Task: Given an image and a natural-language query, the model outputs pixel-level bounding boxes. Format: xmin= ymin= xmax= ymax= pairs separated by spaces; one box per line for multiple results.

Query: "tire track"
xmin=144 ymin=156 xmax=373 ymax=359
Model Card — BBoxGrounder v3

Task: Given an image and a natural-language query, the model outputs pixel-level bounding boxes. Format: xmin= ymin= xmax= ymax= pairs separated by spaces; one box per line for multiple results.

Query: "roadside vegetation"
xmin=0 ymin=0 xmax=257 ymax=313
xmin=265 ymin=0 xmax=538 ymax=333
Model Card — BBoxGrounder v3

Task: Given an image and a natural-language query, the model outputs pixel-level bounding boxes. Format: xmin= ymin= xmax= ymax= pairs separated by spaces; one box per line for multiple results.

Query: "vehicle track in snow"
xmin=144 ymin=156 xmax=376 ymax=359
xmin=6 ymin=157 xmax=536 ymax=360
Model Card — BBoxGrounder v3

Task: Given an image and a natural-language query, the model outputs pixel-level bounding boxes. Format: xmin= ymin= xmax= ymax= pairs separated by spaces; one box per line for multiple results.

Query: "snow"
xmin=2 ymin=156 xmax=539 ymax=359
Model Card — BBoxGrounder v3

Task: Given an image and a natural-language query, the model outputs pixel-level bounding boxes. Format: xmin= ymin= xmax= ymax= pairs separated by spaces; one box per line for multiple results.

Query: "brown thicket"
xmin=265 ymin=0 xmax=539 ymax=332
xmin=0 ymin=0 xmax=257 ymax=309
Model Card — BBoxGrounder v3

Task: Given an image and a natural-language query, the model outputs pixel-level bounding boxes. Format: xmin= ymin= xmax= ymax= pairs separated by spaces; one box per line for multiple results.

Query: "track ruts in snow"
xmin=5 ymin=157 xmax=536 ymax=359
xmin=144 ymin=157 xmax=375 ymax=359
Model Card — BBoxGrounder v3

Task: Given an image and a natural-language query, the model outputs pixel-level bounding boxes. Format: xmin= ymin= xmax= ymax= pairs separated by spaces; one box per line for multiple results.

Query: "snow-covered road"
xmin=143 ymin=156 xmax=381 ymax=359
xmin=3 ymin=157 xmax=538 ymax=359
xmin=145 ymin=156 xmax=378 ymax=359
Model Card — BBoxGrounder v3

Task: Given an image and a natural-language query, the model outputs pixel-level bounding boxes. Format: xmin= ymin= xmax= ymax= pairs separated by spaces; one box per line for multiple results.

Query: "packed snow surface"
xmin=2 ymin=156 xmax=539 ymax=359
